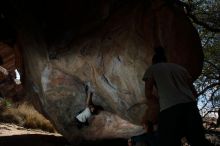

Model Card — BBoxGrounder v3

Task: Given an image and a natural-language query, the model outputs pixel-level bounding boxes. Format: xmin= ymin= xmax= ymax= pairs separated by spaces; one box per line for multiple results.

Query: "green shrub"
xmin=0 ymin=98 xmax=12 ymax=110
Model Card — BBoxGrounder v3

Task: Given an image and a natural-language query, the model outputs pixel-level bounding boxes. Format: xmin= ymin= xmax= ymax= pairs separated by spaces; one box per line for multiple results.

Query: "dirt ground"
xmin=0 ymin=134 xmax=70 ymax=146
xmin=1 ymin=122 xmax=220 ymax=146
xmin=0 ymin=123 xmax=70 ymax=146
xmin=0 ymin=123 xmax=127 ymax=146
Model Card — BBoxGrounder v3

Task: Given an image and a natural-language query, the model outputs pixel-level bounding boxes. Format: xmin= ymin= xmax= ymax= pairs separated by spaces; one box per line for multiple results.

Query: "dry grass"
xmin=0 ymin=99 xmax=56 ymax=133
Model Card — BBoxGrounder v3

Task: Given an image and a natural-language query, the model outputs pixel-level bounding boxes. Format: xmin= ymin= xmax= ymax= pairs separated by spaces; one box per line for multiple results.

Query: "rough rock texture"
xmin=1 ymin=0 xmax=203 ymax=143
xmin=0 ymin=42 xmax=23 ymax=99
xmin=0 ymin=43 xmax=15 ymax=80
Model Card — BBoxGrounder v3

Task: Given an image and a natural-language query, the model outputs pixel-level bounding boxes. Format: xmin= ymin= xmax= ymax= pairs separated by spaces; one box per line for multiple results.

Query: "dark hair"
xmin=152 ymin=46 xmax=167 ymax=64
xmin=89 ymin=104 xmax=104 ymax=115
xmin=0 ymin=56 xmax=3 ymax=65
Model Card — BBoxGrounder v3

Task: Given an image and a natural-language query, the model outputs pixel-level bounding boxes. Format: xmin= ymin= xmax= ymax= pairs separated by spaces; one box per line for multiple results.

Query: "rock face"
xmin=1 ymin=0 xmax=203 ymax=143
xmin=0 ymin=42 xmax=23 ymax=99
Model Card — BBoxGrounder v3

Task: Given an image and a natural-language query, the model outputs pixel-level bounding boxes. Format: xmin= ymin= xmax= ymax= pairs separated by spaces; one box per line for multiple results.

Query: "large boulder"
xmin=2 ymin=0 xmax=203 ymax=143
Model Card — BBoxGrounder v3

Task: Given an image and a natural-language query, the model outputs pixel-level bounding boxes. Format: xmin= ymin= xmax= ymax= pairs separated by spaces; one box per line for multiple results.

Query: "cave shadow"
xmin=80 ymin=138 xmax=127 ymax=146
xmin=0 ymin=134 xmax=127 ymax=146
xmin=0 ymin=134 xmax=70 ymax=146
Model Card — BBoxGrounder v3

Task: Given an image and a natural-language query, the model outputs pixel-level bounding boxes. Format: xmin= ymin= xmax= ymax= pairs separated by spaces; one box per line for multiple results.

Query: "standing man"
xmin=142 ymin=47 xmax=213 ymax=146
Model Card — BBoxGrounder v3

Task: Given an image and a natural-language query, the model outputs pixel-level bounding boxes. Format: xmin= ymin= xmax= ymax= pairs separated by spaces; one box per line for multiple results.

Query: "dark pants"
xmin=131 ymin=132 xmax=159 ymax=146
xmin=159 ymin=102 xmax=214 ymax=146
xmin=74 ymin=117 xmax=89 ymax=129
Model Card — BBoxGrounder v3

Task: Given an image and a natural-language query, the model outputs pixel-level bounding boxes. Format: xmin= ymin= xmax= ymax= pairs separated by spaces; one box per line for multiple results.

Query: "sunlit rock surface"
xmin=2 ymin=0 xmax=203 ymax=143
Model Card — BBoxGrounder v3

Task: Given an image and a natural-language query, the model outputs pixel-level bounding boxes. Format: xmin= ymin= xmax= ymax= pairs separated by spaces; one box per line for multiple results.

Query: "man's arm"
xmin=144 ymin=77 xmax=159 ymax=124
xmin=86 ymin=92 xmax=93 ymax=106
xmin=85 ymin=82 xmax=95 ymax=106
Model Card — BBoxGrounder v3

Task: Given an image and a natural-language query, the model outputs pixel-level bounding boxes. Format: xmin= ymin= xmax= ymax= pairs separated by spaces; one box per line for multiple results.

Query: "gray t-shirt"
xmin=76 ymin=107 xmax=92 ymax=123
xmin=143 ymin=63 xmax=195 ymax=111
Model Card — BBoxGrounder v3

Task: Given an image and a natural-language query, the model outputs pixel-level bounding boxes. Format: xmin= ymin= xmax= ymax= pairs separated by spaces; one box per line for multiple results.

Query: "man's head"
xmin=89 ymin=104 xmax=95 ymax=113
xmin=0 ymin=55 xmax=3 ymax=65
xmin=89 ymin=104 xmax=104 ymax=115
xmin=152 ymin=46 xmax=167 ymax=64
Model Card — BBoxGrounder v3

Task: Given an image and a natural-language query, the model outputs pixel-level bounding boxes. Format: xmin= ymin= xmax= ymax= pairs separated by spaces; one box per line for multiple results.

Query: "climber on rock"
xmin=75 ymin=82 xmax=103 ymax=129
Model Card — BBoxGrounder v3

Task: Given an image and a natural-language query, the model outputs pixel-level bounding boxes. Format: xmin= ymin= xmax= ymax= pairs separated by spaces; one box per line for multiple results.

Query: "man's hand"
xmin=128 ymin=138 xmax=133 ymax=146
xmin=146 ymin=95 xmax=159 ymax=124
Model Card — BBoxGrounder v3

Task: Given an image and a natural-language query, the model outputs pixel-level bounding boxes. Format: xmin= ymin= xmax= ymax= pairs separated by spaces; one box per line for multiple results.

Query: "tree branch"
xmin=175 ymin=1 xmax=220 ymax=32
xmin=188 ymin=13 xmax=220 ymax=32
xmin=198 ymin=83 xmax=220 ymax=97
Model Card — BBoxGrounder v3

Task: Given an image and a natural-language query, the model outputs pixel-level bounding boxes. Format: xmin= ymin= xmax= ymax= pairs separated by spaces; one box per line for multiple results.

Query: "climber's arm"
xmin=86 ymin=92 xmax=93 ymax=106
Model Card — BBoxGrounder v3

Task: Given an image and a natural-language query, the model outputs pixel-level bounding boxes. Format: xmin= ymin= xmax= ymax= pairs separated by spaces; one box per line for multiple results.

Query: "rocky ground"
xmin=1 ymin=122 xmax=220 ymax=146
xmin=0 ymin=122 xmax=70 ymax=146
xmin=0 ymin=122 xmax=128 ymax=146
